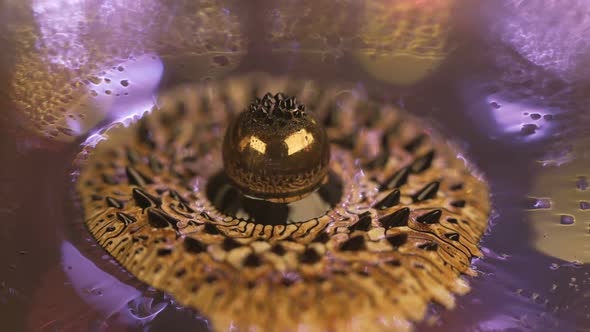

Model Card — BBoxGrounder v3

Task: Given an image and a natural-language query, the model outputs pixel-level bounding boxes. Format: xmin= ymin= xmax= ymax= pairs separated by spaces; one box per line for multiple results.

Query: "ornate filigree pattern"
xmin=75 ymin=74 xmax=490 ymax=331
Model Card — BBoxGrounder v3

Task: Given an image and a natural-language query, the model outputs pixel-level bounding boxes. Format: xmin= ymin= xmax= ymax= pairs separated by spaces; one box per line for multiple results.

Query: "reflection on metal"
xmin=285 ymin=128 xmax=314 ymax=155
xmin=239 ymin=135 xmax=267 ymax=155
xmin=5 ymin=0 xmax=245 ymax=141
xmin=223 ymin=93 xmax=330 ymax=203
xmin=528 ymin=139 xmax=590 ymax=263
xmin=354 ymin=0 xmax=455 ymax=85
xmin=267 ymin=0 xmax=456 ymax=85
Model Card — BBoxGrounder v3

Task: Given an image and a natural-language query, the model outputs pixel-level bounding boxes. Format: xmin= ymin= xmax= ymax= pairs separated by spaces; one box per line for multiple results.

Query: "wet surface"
xmin=1 ymin=0 xmax=589 ymax=331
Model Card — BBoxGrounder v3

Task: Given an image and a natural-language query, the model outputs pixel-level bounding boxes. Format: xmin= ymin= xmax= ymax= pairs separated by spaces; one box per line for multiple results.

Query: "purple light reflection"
xmin=29 ymin=0 xmax=164 ymax=140
xmin=32 ymin=0 xmax=87 ymax=68
xmin=460 ymin=77 xmax=561 ymax=143
xmin=78 ymin=52 xmax=163 ymax=120
xmin=486 ymin=96 xmax=560 ymax=141
xmin=77 ymin=53 xmax=163 ymax=146
xmin=60 ymin=241 xmax=167 ymax=327
xmin=493 ymin=0 xmax=590 ymax=82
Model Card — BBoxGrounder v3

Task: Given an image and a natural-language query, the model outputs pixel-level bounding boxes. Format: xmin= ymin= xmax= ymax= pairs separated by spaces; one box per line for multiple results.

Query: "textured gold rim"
xmin=75 ymin=73 xmax=490 ymax=331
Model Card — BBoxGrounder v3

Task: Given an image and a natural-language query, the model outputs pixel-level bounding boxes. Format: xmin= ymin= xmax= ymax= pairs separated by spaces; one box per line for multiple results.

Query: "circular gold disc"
xmin=75 ymin=73 xmax=490 ymax=331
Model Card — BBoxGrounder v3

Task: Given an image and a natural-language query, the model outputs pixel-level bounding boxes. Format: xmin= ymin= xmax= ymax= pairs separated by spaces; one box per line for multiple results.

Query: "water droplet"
xmin=526 ymin=197 xmax=551 ymax=209
xmin=576 ymin=176 xmax=588 ymax=190
xmin=213 ymin=55 xmax=230 ymax=66
xmin=90 ymin=288 xmax=103 ymax=296
xmin=87 ymin=76 xmax=102 ymax=85
xmin=560 ymin=215 xmax=575 ymax=225
xmin=521 ymin=123 xmax=538 ymax=136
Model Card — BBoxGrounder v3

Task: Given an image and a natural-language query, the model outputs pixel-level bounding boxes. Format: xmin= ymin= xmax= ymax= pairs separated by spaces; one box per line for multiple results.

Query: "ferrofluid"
xmin=75 ymin=74 xmax=490 ymax=331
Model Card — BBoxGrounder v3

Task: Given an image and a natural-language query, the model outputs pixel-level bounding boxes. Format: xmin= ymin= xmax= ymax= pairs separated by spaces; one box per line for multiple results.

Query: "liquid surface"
xmin=0 ymin=1 xmax=589 ymax=331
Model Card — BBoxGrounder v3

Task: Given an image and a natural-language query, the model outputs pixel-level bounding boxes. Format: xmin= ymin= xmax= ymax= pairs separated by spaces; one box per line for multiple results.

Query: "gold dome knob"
xmin=222 ymin=93 xmax=330 ymax=203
